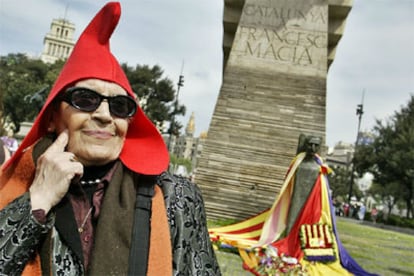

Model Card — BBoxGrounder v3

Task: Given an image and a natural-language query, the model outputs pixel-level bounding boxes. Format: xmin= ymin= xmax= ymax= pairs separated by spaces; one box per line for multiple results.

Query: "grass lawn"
xmin=211 ymin=217 xmax=414 ymax=275
xmin=336 ymin=218 xmax=414 ymax=275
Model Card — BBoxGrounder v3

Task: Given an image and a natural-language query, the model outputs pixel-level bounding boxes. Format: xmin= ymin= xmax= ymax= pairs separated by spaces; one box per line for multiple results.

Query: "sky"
xmin=0 ymin=0 xmax=413 ymax=148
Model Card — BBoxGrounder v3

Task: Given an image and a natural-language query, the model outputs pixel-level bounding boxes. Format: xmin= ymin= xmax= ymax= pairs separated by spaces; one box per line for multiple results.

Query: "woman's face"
xmin=50 ymin=79 xmax=131 ymax=166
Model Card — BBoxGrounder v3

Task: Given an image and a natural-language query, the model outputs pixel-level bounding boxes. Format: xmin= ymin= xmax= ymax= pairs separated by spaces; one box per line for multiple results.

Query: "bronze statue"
xmin=285 ymin=134 xmax=322 ymax=234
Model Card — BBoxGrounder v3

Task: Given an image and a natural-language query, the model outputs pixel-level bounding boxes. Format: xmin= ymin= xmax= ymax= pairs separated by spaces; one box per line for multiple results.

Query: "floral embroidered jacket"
xmin=0 ymin=171 xmax=221 ymax=275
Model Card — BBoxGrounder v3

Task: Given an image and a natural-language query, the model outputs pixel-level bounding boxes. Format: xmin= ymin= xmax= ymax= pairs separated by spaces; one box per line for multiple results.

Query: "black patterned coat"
xmin=0 ymin=171 xmax=221 ymax=275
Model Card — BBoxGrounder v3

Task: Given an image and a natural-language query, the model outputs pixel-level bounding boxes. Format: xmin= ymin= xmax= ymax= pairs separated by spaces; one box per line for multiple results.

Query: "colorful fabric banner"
xmin=209 ymin=154 xmax=377 ymax=276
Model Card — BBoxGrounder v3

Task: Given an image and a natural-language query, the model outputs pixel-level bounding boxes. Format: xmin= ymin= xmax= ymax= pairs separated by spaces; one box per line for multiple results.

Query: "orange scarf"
xmin=0 ymin=147 xmax=172 ymax=275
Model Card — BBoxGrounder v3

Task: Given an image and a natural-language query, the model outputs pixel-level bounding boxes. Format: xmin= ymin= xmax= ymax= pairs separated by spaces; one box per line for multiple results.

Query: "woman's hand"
xmin=29 ymin=130 xmax=83 ymax=214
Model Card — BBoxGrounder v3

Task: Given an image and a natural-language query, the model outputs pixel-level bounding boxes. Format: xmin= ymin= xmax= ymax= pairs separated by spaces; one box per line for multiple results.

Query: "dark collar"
xmin=54 ymin=196 xmax=84 ymax=263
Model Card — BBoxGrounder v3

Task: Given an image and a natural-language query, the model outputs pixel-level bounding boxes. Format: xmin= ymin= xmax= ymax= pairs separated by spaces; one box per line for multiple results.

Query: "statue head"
xmin=305 ymin=136 xmax=321 ymax=156
xmin=296 ymin=134 xmax=321 ymax=156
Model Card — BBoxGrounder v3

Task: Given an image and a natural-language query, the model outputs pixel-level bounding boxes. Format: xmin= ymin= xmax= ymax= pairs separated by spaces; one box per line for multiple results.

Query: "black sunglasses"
xmin=60 ymin=87 xmax=137 ymax=118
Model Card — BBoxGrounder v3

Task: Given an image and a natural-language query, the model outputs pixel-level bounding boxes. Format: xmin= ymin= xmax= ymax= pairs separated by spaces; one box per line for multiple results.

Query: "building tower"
xmin=174 ymin=112 xmax=196 ymax=160
xmin=185 ymin=112 xmax=196 ymax=136
xmin=195 ymin=0 xmax=353 ymax=220
xmin=40 ymin=18 xmax=76 ymax=63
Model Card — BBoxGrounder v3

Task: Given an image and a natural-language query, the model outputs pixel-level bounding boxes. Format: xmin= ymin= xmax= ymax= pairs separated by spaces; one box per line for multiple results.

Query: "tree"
xmin=369 ymin=181 xmax=400 ymax=217
xmin=354 ymin=95 xmax=414 ymax=218
xmin=122 ymin=64 xmax=186 ymax=133
xmin=328 ymin=165 xmax=363 ymax=203
xmin=1 ymin=54 xmax=185 ymax=136
xmin=0 ymin=54 xmax=64 ymax=133
xmin=0 ymin=83 xmax=5 ymax=136
xmin=169 ymin=154 xmax=192 ymax=175
xmin=328 ymin=166 xmax=350 ymax=199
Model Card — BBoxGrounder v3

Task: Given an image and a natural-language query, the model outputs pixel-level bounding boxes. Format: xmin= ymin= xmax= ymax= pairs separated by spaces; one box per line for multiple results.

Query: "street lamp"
xmin=347 ymin=101 xmax=364 ymax=204
xmin=167 ymin=73 xmax=184 ymax=151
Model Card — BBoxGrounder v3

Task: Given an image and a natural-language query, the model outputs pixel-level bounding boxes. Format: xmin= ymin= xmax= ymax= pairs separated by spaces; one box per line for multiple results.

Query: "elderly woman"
xmin=0 ymin=2 xmax=220 ymax=275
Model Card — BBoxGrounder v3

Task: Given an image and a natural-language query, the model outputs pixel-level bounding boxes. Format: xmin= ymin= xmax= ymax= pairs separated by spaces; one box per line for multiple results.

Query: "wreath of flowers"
xmin=299 ymin=223 xmax=336 ymax=263
xmin=244 ymin=245 xmax=308 ymax=276
xmin=211 ymin=237 xmax=308 ymax=275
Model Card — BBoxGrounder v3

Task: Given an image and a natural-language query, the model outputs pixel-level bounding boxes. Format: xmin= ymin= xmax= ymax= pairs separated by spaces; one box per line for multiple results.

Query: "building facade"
xmin=326 ymin=141 xmax=354 ymax=171
xmin=40 ymin=18 xmax=76 ymax=64
xmin=164 ymin=112 xmax=207 ymax=176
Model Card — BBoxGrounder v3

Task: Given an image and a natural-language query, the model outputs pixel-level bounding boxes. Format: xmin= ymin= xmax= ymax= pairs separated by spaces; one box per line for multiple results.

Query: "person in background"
xmin=1 ymin=129 xmax=19 ymax=155
xmin=0 ymin=2 xmax=220 ymax=275
xmin=371 ymin=206 xmax=378 ymax=224
xmin=0 ymin=139 xmax=10 ymax=166
xmin=358 ymin=203 xmax=366 ymax=221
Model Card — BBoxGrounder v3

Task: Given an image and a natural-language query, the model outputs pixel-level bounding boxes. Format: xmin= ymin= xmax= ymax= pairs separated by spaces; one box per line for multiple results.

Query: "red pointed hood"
xmin=4 ymin=2 xmax=169 ymax=174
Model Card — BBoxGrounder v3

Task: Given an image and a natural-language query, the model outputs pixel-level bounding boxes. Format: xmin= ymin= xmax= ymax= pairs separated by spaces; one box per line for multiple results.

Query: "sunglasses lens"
xmin=110 ymin=96 xmax=137 ymax=118
xmin=71 ymin=89 xmax=101 ymax=112
xmin=64 ymin=87 xmax=137 ymax=118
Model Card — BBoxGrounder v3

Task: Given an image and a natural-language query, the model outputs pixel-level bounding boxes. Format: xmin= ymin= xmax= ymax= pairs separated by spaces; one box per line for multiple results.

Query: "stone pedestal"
xmin=196 ymin=0 xmax=352 ymax=220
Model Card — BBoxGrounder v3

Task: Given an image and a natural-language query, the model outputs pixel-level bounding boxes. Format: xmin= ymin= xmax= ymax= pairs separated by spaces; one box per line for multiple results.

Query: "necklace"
xmin=78 ymin=207 xmax=93 ymax=233
xmin=80 ymin=178 xmax=101 ymax=185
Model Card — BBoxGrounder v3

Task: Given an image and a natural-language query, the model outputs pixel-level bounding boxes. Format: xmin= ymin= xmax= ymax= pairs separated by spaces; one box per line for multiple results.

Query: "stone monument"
xmin=195 ymin=0 xmax=353 ymax=220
